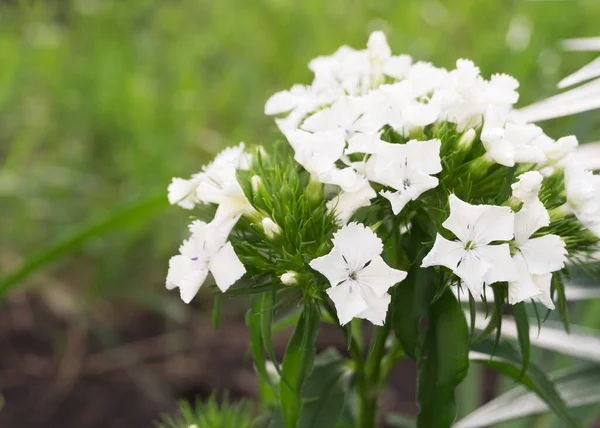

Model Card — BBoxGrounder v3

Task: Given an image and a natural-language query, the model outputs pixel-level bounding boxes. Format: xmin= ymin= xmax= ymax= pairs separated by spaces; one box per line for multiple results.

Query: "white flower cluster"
xmin=165 ymin=31 xmax=599 ymax=328
xmin=166 ymin=143 xmax=254 ymax=303
xmin=265 ymin=31 xmax=580 ymax=224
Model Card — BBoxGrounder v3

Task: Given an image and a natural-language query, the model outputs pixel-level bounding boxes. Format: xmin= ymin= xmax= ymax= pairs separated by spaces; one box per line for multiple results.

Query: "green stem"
xmin=358 ymin=320 xmax=392 ymax=428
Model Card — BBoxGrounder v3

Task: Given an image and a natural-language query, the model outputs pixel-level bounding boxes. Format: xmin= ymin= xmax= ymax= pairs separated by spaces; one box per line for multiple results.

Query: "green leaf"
xmin=491 ymin=284 xmax=506 ymax=355
xmin=554 ymin=274 xmax=570 ymax=333
xmin=392 ymin=210 xmax=437 ymax=360
xmin=246 ymin=295 xmax=272 ymax=387
xmin=0 ymin=193 xmax=166 ymax=300
xmin=297 ymin=349 xmax=351 ymax=428
xmin=392 ymin=266 xmax=436 ymax=360
xmin=261 ymin=290 xmax=282 ymax=377
xmin=512 ymin=302 xmax=530 ymax=376
xmin=280 ymin=303 xmax=320 ymax=428
xmin=416 ymin=290 xmax=469 ymax=427
xmin=454 ymin=364 xmax=600 ymax=428
xmin=470 ymin=339 xmax=580 ymax=427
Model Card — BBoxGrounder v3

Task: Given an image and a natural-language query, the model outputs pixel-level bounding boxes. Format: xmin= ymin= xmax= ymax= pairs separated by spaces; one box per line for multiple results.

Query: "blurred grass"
xmin=0 ymin=1 xmax=599 ymax=424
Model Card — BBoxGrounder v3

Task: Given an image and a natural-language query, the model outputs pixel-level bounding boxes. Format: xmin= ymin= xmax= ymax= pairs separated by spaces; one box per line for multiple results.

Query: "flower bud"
xmin=280 ymin=271 xmax=298 ymax=285
xmin=251 ymin=175 xmax=262 ymax=193
xmin=458 ymin=128 xmax=476 ymax=149
xmin=262 ymin=217 xmax=281 ymax=239
xmin=511 ymin=171 xmax=543 ymax=203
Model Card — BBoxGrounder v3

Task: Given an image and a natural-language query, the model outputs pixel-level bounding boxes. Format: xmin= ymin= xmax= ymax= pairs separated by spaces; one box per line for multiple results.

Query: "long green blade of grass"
xmin=0 ymin=192 xmax=167 ymax=300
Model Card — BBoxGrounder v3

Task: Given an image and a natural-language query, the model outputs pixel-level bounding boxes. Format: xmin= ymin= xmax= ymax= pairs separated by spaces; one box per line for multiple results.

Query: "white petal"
xmin=442 ymin=194 xmax=485 ymax=243
xmin=508 ymin=253 xmax=542 ymax=305
xmin=382 ymin=54 xmax=412 ymax=80
xmin=456 ymin=250 xmax=491 ymax=297
xmin=380 ymin=190 xmax=413 ymax=215
xmin=302 ymin=98 xmax=362 ymax=133
xmin=356 ymin=288 xmax=392 ymax=326
xmin=345 ymin=133 xmax=388 ymax=155
xmin=472 ymin=204 xmax=514 ymax=245
xmin=519 ymin=234 xmax=567 ymax=275
xmin=166 ymin=255 xmax=194 ymax=290
xmin=326 ymin=281 xmax=369 ymax=326
xmin=208 ymin=242 xmax=246 ymax=292
xmin=327 ymin=184 xmax=376 ymax=225
xmin=168 ymin=177 xmax=200 ymax=209
xmin=356 ymin=255 xmax=407 ymax=297
xmin=479 ymin=243 xmax=518 ymax=284
xmin=514 ymin=200 xmax=549 ymax=244
xmin=332 ymin=222 xmax=383 ymax=272
xmin=321 ymin=167 xmax=368 ymax=193
xmin=309 ymin=248 xmax=350 ymax=287
xmin=179 ymin=268 xmax=209 ymax=304
xmin=406 ymin=139 xmax=442 ymax=174
xmin=421 ymin=234 xmax=465 ymax=271
xmin=533 ymin=273 xmax=555 ymax=310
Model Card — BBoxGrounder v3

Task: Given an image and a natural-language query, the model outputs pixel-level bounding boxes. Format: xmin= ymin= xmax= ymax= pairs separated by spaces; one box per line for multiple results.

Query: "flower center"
xmin=402 ymin=179 xmax=411 ymax=189
xmin=464 ymin=240 xmax=476 ymax=250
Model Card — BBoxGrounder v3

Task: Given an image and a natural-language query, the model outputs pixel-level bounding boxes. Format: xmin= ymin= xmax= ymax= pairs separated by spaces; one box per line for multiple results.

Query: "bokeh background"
xmin=1 ymin=0 xmax=599 ymax=427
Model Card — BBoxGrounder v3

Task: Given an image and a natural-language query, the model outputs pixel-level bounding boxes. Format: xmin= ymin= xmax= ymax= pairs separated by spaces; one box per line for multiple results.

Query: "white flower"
xmin=166 ymin=219 xmax=246 ymax=303
xmin=564 ymin=156 xmax=600 ymax=237
xmin=382 ymin=54 xmax=412 ymax=80
xmin=287 ymin=129 xmax=367 ymax=192
xmin=421 ymin=195 xmax=516 ymax=297
xmin=366 ymin=139 xmax=442 ymax=214
xmin=309 ymin=222 xmax=407 ymax=325
xmin=168 ymin=175 xmax=202 ymax=209
xmin=280 ymin=271 xmax=298 ymax=285
xmin=511 ymin=171 xmax=543 ymax=204
xmin=327 ymin=182 xmax=377 ymax=225
xmin=168 ymin=143 xmax=252 ymax=213
xmin=481 ymin=106 xmax=546 ymax=166
xmin=262 ymin=217 xmax=281 ymax=239
xmin=301 ymin=97 xmax=363 ymax=135
xmin=196 ymin=167 xmax=253 ymax=222
xmin=508 ymin=200 xmax=567 ymax=308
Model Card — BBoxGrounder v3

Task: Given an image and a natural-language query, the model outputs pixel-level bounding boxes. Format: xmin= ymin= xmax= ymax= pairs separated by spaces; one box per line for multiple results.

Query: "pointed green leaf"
xmin=246 ymin=294 xmax=271 ymax=386
xmin=416 ymin=290 xmax=469 ymax=427
xmin=261 ymin=290 xmax=282 ymax=377
xmin=511 ymin=302 xmax=530 ymax=376
xmin=280 ymin=303 xmax=320 ymax=428
xmin=470 ymin=339 xmax=580 ymax=427
xmin=0 ymin=193 xmax=166 ymax=300
xmin=297 ymin=349 xmax=351 ymax=428
xmin=554 ymin=274 xmax=570 ymax=333
xmin=392 ymin=266 xmax=436 ymax=360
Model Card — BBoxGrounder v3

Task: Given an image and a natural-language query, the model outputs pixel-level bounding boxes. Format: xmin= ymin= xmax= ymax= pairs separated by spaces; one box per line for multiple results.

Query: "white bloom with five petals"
xmin=166 ymin=218 xmax=246 ymax=303
xmin=421 ymin=195 xmax=516 ymax=297
xmin=309 ymin=222 xmax=406 ymax=326
xmin=366 ymin=139 xmax=442 ymax=214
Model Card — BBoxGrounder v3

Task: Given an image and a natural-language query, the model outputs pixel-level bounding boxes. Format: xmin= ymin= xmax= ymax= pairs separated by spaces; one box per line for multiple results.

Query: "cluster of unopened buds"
xmin=165 ymin=31 xmax=599 ymax=326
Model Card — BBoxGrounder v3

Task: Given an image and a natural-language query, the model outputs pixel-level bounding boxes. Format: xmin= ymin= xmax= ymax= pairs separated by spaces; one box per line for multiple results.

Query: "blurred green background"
xmin=0 ymin=0 xmax=599 ymax=427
